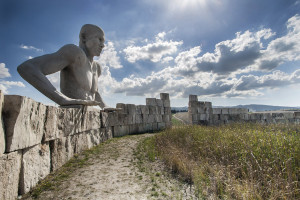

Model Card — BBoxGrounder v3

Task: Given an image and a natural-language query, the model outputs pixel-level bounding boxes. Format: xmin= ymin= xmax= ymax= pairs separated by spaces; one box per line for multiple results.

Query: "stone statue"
xmin=17 ymin=24 xmax=110 ymax=109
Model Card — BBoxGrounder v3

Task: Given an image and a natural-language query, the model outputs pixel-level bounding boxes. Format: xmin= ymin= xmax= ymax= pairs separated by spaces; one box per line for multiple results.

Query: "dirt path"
xmin=25 ymin=134 xmax=196 ymax=200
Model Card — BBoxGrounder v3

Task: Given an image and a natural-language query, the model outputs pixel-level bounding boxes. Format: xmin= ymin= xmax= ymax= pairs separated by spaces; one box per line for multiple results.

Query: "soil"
xmin=23 ymin=134 xmax=197 ymax=200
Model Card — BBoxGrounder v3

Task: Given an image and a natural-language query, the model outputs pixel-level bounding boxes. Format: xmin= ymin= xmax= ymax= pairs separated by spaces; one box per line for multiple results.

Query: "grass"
xmin=144 ymin=123 xmax=300 ymax=199
xmin=171 ymin=113 xmax=186 ymax=126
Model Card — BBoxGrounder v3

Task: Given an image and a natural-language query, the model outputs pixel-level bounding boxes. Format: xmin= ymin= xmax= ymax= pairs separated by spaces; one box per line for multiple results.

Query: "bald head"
xmin=79 ymin=24 xmax=104 ymax=44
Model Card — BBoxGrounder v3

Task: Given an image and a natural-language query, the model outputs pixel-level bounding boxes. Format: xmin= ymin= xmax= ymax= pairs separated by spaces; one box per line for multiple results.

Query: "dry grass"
xmin=146 ymin=123 xmax=299 ymax=199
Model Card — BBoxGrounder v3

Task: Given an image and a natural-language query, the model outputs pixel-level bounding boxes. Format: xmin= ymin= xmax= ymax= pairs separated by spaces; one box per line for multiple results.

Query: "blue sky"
xmin=1 ymin=0 xmax=300 ymax=107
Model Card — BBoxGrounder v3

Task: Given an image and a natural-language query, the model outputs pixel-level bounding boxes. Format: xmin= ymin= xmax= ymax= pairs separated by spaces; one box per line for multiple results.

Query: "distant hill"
xmin=172 ymin=105 xmax=300 ymax=112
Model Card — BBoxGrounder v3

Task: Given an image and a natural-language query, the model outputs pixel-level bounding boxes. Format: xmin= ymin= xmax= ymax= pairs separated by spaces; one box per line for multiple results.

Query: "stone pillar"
xmin=188 ymin=95 xmax=212 ymax=125
xmin=160 ymin=93 xmax=171 ymax=128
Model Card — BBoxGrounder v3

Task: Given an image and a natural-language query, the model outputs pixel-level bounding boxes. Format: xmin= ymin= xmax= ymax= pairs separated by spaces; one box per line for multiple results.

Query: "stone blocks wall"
xmin=0 ymin=91 xmax=172 ymax=198
xmin=188 ymin=94 xmax=300 ymax=125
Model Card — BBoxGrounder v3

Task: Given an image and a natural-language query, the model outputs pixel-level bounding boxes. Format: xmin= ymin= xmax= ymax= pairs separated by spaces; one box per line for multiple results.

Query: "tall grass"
xmin=148 ymin=123 xmax=299 ymax=199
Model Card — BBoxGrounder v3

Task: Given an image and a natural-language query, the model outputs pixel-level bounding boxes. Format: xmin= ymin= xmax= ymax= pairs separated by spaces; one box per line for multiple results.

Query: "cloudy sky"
xmin=1 ymin=0 xmax=300 ymax=107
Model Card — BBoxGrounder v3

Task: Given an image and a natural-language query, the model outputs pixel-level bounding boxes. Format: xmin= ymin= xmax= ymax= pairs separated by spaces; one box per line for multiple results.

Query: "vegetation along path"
xmin=22 ymin=133 xmax=196 ymax=200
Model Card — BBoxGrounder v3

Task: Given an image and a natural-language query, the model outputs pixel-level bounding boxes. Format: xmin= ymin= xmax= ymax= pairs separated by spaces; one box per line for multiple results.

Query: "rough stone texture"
xmin=20 ymin=143 xmax=51 ymax=194
xmin=146 ymin=98 xmax=157 ymax=106
xmin=3 ymin=95 xmax=47 ymax=152
xmin=71 ymin=133 xmax=89 ymax=155
xmin=44 ymin=106 xmax=59 ymax=141
xmin=160 ymin=93 xmax=170 ymax=100
xmin=189 ymin=95 xmax=198 ymax=102
xmin=0 ymin=151 xmax=22 ymax=200
xmin=0 ymin=91 xmax=5 ymax=154
xmin=50 ymin=136 xmax=73 ymax=172
xmin=114 ymin=125 xmax=130 ymax=137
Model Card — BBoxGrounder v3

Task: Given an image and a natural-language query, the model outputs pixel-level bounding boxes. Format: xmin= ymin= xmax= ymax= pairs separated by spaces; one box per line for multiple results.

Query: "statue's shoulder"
xmin=58 ymin=44 xmax=85 ymax=58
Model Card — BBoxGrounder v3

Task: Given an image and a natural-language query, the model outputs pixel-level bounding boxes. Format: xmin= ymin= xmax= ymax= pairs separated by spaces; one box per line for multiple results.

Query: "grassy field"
xmin=144 ymin=123 xmax=299 ymax=199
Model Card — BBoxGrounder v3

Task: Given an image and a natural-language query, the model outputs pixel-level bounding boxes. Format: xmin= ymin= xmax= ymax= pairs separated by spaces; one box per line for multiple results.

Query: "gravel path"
xmin=24 ymin=134 xmax=196 ymax=200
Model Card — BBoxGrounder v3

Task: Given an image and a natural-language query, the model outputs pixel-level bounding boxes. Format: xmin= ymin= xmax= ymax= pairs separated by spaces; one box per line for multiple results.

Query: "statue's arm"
xmin=17 ymin=45 xmax=100 ymax=106
xmin=94 ymin=62 xmax=108 ymax=109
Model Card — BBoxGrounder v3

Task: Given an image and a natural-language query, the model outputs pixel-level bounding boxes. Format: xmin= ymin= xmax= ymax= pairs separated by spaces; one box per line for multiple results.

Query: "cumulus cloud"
xmin=123 ymin=32 xmax=183 ymax=63
xmin=257 ymin=15 xmax=300 ymax=70
xmin=98 ymin=15 xmax=300 ymax=100
xmin=20 ymin=44 xmax=43 ymax=52
xmin=47 ymin=72 xmax=60 ymax=90
xmin=0 ymin=63 xmax=11 ymax=78
xmin=95 ymin=41 xmax=123 ymax=69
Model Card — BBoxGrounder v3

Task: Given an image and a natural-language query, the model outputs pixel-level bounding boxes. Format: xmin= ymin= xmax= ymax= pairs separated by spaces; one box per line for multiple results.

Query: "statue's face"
xmin=85 ymin=31 xmax=105 ymax=57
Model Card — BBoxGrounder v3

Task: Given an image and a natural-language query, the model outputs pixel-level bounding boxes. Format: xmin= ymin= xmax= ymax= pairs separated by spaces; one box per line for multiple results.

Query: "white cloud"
xmin=20 ymin=44 xmax=43 ymax=52
xmin=96 ymin=15 xmax=300 ymax=100
xmin=123 ymin=32 xmax=183 ymax=63
xmin=0 ymin=81 xmax=25 ymax=94
xmin=95 ymin=41 xmax=123 ymax=69
xmin=47 ymin=72 xmax=60 ymax=90
xmin=0 ymin=63 xmax=11 ymax=78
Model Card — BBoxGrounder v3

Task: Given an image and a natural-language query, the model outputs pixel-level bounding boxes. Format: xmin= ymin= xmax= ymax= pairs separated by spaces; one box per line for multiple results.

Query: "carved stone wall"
xmin=0 ymin=91 xmax=171 ymax=199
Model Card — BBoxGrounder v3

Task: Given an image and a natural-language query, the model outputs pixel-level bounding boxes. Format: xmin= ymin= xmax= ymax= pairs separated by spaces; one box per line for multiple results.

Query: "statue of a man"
xmin=17 ymin=24 xmax=108 ymax=108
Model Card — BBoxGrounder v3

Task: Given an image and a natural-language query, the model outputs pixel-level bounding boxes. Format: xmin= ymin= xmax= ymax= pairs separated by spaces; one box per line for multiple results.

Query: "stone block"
xmin=146 ymin=98 xmax=157 ymax=106
xmin=156 ymin=99 xmax=163 ymax=107
xmin=135 ymin=105 xmax=142 ymax=114
xmin=204 ymin=101 xmax=212 ymax=108
xmin=188 ymin=107 xmax=198 ymax=114
xmin=129 ymin=124 xmax=139 ymax=134
xmin=101 ymin=111 xmax=109 ymax=127
xmin=200 ymin=114 xmax=208 ymax=121
xmin=157 ymin=106 xmax=164 ymax=114
xmin=103 ymin=112 xmax=119 ymax=127
xmin=192 ymin=114 xmax=198 ymax=121
xmin=294 ymin=112 xmax=300 ymax=119
xmin=188 ymin=101 xmax=198 ymax=108
xmin=152 ymin=123 xmax=158 ymax=132
xmin=140 ymin=105 xmax=150 ymax=114
xmin=143 ymin=114 xmax=155 ymax=123
xmin=135 ymin=114 xmax=143 ymax=124
xmin=163 ymin=100 xmax=170 ymax=108
xmin=80 ymin=107 xmax=101 ymax=132
xmin=283 ymin=112 xmax=294 ymax=119
xmin=160 ymin=93 xmax=169 ymax=100
xmin=56 ymin=107 xmax=80 ymax=136
xmin=71 ymin=133 xmax=90 ymax=155
xmin=144 ymin=123 xmax=153 ymax=132
xmin=163 ymin=115 xmax=170 ymax=123
xmin=272 ymin=113 xmax=284 ymax=120
xmin=213 ymin=108 xmax=222 ymax=114
xmin=126 ymin=104 xmax=136 ymax=115
xmin=197 ymin=106 xmax=205 ymax=114
xmin=44 ymin=106 xmax=59 ymax=141
xmin=50 ymin=136 xmax=73 ymax=172
xmin=149 ymin=106 xmax=158 ymax=114
xmin=19 ymin=143 xmax=51 ymax=194
xmin=155 ymin=115 xmax=163 ymax=123
xmin=86 ymin=128 xmax=110 ymax=148
xmin=138 ymin=124 xmax=146 ymax=134
xmin=0 ymin=91 xmax=4 ymax=154
xmin=164 ymin=107 xmax=171 ymax=115
xmin=158 ymin=122 xmax=166 ymax=130
xmin=189 ymin=95 xmax=198 ymax=102
xmin=0 ymin=151 xmax=22 ymax=200
xmin=221 ymin=108 xmax=229 ymax=114
xmin=114 ymin=125 xmax=130 ymax=137
xmin=3 ymin=95 xmax=46 ymax=152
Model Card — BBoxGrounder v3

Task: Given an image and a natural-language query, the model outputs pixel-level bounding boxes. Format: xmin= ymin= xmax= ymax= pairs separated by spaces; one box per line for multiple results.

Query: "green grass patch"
xmin=171 ymin=114 xmax=186 ymax=127
xmin=146 ymin=123 xmax=300 ymax=199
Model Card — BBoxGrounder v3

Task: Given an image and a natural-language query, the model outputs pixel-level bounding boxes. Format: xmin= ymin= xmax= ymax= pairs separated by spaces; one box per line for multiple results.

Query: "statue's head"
xmin=79 ymin=24 xmax=105 ymax=57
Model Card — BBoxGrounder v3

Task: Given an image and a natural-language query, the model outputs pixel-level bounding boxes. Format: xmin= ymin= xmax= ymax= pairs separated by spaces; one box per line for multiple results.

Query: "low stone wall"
xmin=188 ymin=94 xmax=300 ymax=125
xmin=0 ymin=91 xmax=171 ymax=199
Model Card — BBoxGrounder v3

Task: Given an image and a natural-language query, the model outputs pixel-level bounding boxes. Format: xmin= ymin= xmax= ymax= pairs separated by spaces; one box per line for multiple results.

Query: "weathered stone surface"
xmin=3 ymin=95 xmax=46 ymax=152
xmin=221 ymin=108 xmax=229 ymax=114
xmin=156 ymin=99 xmax=163 ymax=107
xmin=155 ymin=115 xmax=163 ymax=123
xmin=50 ymin=136 xmax=73 ymax=172
xmin=116 ymin=103 xmax=127 ymax=114
xmin=81 ymin=107 xmax=101 ymax=132
xmin=44 ymin=106 xmax=59 ymax=141
xmin=160 ymin=93 xmax=169 ymax=100
xmin=129 ymin=124 xmax=139 ymax=134
xmin=56 ymin=107 xmax=80 ymax=136
xmin=157 ymin=106 xmax=164 ymax=114
xmin=135 ymin=114 xmax=143 ymax=124
xmin=189 ymin=95 xmax=198 ymax=102
xmin=148 ymin=106 xmax=158 ymax=114
xmin=135 ymin=106 xmax=142 ymax=114
xmin=0 ymin=91 xmax=4 ymax=154
xmin=162 ymin=115 xmax=170 ymax=123
xmin=152 ymin=123 xmax=158 ymax=132
xmin=164 ymin=107 xmax=171 ymax=115
xmin=213 ymin=108 xmax=222 ymax=114
xmin=146 ymin=98 xmax=157 ymax=106
xmin=163 ymin=100 xmax=170 ymax=108
xmin=71 ymin=133 xmax=89 ymax=154
xmin=101 ymin=111 xmax=119 ymax=127
xmin=114 ymin=125 xmax=130 ymax=137
xmin=0 ymin=151 xmax=22 ymax=200
xmin=20 ymin=143 xmax=50 ymax=194
xmin=140 ymin=105 xmax=149 ymax=114
xmin=126 ymin=104 xmax=136 ymax=115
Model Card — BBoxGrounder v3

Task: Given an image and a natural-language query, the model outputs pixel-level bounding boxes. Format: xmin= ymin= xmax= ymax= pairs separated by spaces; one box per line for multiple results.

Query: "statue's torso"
xmin=60 ymin=50 xmax=99 ymax=101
